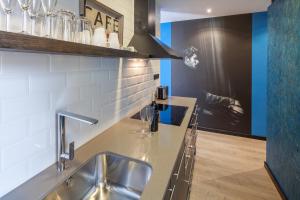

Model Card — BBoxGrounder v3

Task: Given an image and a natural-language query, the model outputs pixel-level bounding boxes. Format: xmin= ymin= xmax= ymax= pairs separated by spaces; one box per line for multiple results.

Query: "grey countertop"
xmin=2 ymin=96 xmax=197 ymax=200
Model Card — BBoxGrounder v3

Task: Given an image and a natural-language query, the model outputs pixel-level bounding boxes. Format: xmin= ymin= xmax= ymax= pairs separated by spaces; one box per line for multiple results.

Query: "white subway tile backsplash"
xmin=76 ymin=112 xmax=101 ymax=146
xmin=101 ymin=58 xmax=120 ymax=70
xmin=101 ymin=79 xmax=118 ymax=93
xmin=0 ymin=0 xmax=162 ymax=196
xmin=67 ymin=72 xmax=92 ymax=87
xmin=92 ymin=95 xmax=110 ymax=111
xmin=0 ymin=161 xmax=29 ymax=196
xmin=0 ymin=54 xmax=158 ymax=197
xmin=79 ymin=56 xmax=101 ymax=70
xmin=0 ymin=119 xmax=28 ymax=147
xmin=121 ymin=79 xmax=128 ymax=88
xmin=28 ymin=112 xmax=51 ymax=135
xmin=67 ymin=100 xmax=92 ymax=115
xmin=0 ymin=75 xmax=28 ymax=99
xmin=109 ymin=70 xmax=119 ymax=80
xmin=2 ymin=52 xmax=50 ymax=74
xmin=51 ymin=88 xmax=81 ymax=110
xmin=28 ymin=148 xmax=54 ymax=178
xmin=50 ymin=55 xmax=80 ymax=72
xmin=1 ymin=93 xmax=50 ymax=123
xmin=80 ymin=85 xmax=101 ymax=101
xmin=29 ymin=73 xmax=66 ymax=93
xmin=127 ymin=76 xmax=144 ymax=87
xmin=144 ymin=74 xmax=152 ymax=82
xmin=0 ymin=152 xmax=2 ymax=173
xmin=108 ymin=89 xmax=128 ymax=102
xmin=124 ymin=59 xmax=148 ymax=68
xmin=92 ymin=70 xmax=109 ymax=85
xmin=1 ymin=130 xmax=49 ymax=170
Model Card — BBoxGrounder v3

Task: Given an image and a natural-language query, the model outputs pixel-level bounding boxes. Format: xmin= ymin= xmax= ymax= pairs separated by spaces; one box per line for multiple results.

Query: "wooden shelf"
xmin=0 ymin=31 xmax=148 ymax=58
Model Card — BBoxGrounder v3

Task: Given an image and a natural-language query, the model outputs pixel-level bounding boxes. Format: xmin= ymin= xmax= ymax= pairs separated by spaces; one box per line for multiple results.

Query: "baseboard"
xmin=264 ymin=162 xmax=287 ymax=200
xmin=197 ymin=126 xmax=267 ymax=141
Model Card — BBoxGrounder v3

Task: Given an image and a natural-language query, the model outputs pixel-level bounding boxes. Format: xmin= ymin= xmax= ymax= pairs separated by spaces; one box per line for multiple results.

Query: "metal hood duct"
xmin=129 ymin=0 xmax=182 ymax=59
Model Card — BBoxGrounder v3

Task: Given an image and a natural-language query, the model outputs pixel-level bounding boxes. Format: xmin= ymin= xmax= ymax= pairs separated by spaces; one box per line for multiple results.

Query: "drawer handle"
xmin=191 ymin=123 xmax=197 ymax=127
xmin=184 ymin=155 xmax=195 ymax=185
xmin=168 ymin=185 xmax=176 ymax=200
xmin=185 ymin=155 xmax=190 ymax=172
xmin=173 ymin=150 xmax=185 ymax=179
xmin=186 ymin=136 xmax=197 ymax=149
xmin=191 ymin=128 xmax=197 ymax=135
xmin=184 ymin=179 xmax=191 ymax=185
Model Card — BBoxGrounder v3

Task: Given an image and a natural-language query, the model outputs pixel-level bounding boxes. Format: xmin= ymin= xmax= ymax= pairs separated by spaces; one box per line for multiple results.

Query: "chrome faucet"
xmin=57 ymin=111 xmax=98 ymax=172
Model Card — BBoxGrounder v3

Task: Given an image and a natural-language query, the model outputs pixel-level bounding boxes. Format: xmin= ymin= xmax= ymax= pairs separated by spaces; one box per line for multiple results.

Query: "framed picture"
xmin=79 ymin=0 xmax=124 ymax=45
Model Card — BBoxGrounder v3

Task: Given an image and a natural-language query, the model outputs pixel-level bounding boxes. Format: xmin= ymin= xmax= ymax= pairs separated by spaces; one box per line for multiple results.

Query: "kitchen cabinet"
xmin=164 ymin=105 xmax=199 ymax=200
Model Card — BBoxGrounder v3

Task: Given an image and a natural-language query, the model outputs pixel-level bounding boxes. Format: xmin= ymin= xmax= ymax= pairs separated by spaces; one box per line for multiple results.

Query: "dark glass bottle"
xmin=151 ymin=99 xmax=159 ymax=132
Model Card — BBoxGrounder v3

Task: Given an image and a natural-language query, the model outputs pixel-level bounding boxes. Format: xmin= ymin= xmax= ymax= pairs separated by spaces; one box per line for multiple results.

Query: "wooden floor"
xmin=190 ymin=131 xmax=281 ymax=200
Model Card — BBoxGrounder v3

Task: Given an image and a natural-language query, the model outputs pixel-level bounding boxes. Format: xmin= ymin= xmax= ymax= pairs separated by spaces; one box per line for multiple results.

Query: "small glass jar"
xmin=49 ymin=12 xmax=63 ymax=40
xmin=74 ymin=17 xmax=92 ymax=45
xmin=32 ymin=14 xmax=46 ymax=37
xmin=57 ymin=10 xmax=75 ymax=42
xmin=41 ymin=12 xmax=60 ymax=39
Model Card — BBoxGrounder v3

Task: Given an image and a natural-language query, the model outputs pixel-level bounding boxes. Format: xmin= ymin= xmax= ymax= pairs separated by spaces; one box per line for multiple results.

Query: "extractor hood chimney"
xmin=129 ymin=0 xmax=182 ymax=59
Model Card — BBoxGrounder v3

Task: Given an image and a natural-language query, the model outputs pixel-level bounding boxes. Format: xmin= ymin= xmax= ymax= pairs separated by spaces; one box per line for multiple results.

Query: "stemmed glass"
xmin=140 ymin=106 xmax=148 ymax=134
xmin=17 ymin=0 xmax=32 ymax=34
xmin=145 ymin=106 xmax=154 ymax=134
xmin=28 ymin=0 xmax=41 ymax=35
xmin=0 ymin=0 xmax=15 ymax=32
xmin=140 ymin=105 xmax=154 ymax=135
xmin=41 ymin=0 xmax=57 ymax=37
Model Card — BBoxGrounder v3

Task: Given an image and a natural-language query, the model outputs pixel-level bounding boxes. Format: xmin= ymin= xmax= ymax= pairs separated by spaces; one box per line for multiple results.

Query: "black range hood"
xmin=129 ymin=0 xmax=182 ymax=59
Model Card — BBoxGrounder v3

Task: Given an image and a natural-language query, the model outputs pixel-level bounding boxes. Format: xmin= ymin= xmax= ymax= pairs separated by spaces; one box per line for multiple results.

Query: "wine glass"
xmin=0 ymin=0 xmax=15 ymax=32
xmin=75 ymin=17 xmax=92 ymax=44
xmin=28 ymin=0 xmax=41 ymax=35
xmin=145 ymin=106 xmax=154 ymax=134
xmin=140 ymin=106 xmax=148 ymax=134
xmin=17 ymin=0 xmax=32 ymax=34
xmin=41 ymin=0 xmax=57 ymax=37
xmin=81 ymin=18 xmax=92 ymax=44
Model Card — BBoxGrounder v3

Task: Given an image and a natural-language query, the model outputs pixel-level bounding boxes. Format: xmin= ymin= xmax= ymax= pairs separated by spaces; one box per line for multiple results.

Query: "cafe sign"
xmin=80 ymin=0 xmax=124 ymax=45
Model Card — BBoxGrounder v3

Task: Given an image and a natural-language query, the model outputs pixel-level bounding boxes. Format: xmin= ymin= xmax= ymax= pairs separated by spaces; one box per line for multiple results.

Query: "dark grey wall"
xmin=267 ymin=0 xmax=300 ymax=199
xmin=171 ymin=14 xmax=252 ymax=135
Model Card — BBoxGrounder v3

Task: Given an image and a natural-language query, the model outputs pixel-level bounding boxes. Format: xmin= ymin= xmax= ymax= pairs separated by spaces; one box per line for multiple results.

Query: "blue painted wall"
xmin=160 ymin=23 xmax=172 ymax=96
xmin=252 ymin=12 xmax=268 ymax=137
xmin=267 ymin=0 xmax=300 ymax=199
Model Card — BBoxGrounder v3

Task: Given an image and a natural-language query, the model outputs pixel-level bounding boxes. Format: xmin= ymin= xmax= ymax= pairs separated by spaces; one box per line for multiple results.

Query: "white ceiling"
xmin=160 ymin=0 xmax=272 ymax=23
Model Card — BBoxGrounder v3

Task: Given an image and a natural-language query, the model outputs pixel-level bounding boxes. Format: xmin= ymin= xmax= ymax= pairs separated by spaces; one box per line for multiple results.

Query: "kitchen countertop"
xmin=2 ymin=96 xmax=197 ymax=200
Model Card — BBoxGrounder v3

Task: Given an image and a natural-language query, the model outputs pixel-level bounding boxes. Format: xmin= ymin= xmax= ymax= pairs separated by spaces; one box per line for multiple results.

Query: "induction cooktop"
xmin=131 ymin=104 xmax=188 ymax=126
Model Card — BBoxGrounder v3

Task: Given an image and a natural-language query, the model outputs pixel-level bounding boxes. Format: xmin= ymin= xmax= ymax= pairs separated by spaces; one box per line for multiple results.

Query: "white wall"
xmin=0 ymin=0 xmax=160 ymax=197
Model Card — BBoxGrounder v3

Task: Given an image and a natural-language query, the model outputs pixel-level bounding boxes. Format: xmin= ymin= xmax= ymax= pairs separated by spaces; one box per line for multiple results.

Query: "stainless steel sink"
xmin=44 ymin=152 xmax=152 ymax=200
